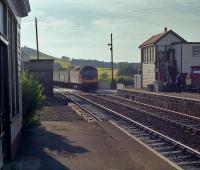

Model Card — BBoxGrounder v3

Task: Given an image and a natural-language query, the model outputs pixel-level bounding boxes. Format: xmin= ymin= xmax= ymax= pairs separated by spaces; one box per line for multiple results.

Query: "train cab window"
xmin=81 ymin=68 xmax=98 ymax=79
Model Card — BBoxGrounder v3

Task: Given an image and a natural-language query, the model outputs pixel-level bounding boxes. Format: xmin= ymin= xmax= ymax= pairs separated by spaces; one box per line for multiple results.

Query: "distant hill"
xmin=21 ymin=47 xmax=140 ymax=73
xmin=21 ymin=46 xmax=57 ymax=61
xmin=71 ymin=59 xmax=140 ymax=70
xmin=21 ymin=46 xmax=72 ymax=70
xmin=71 ymin=59 xmax=113 ymax=68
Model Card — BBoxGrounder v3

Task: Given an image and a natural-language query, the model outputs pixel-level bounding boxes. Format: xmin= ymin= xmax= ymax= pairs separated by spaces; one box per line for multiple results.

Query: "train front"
xmin=80 ymin=66 xmax=98 ymax=91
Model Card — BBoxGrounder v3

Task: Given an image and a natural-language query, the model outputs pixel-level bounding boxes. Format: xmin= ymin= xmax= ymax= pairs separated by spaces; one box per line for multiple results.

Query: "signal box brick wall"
xmin=23 ymin=59 xmax=54 ymax=97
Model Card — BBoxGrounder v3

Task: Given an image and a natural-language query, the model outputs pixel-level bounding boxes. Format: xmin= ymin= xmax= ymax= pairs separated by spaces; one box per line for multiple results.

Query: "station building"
xmin=139 ymin=28 xmax=200 ymax=88
xmin=0 ymin=0 xmax=30 ymax=168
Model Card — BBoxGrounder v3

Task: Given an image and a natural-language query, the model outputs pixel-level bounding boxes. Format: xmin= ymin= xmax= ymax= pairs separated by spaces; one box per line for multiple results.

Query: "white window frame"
xmin=193 ymin=70 xmax=200 ymax=74
xmin=192 ymin=46 xmax=200 ymax=57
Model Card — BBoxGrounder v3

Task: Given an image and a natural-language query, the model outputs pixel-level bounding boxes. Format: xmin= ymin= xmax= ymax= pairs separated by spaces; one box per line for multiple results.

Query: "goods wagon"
xmin=53 ymin=71 xmax=70 ymax=83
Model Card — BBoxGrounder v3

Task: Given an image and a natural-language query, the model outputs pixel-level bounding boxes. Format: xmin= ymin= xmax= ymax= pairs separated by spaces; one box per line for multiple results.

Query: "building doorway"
xmin=0 ymin=40 xmax=11 ymax=164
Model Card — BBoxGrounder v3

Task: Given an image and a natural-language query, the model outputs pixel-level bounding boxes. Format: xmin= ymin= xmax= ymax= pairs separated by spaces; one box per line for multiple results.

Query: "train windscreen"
xmin=81 ymin=68 xmax=98 ymax=80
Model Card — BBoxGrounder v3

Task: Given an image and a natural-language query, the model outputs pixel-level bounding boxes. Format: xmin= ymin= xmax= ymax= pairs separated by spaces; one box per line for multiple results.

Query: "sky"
xmin=21 ymin=0 xmax=200 ymax=62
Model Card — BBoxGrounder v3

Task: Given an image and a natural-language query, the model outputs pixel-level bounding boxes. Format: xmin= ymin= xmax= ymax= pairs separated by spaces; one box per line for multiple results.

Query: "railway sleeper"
xmin=144 ymin=139 xmax=161 ymax=144
xmin=125 ymin=129 xmax=142 ymax=134
xmin=134 ymin=133 xmax=150 ymax=138
xmin=172 ymin=154 xmax=192 ymax=160
xmin=161 ymin=150 xmax=182 ymax=155
xmin=137 ymin=136 xmax=152 ymax=141
xmin=176 ymin=155 xmax=199 ymax=162
xmin=190 ymin=124 xmax=200 ymax=128
xmin=177 ymin=160 xmax=200 ymax=166
xmin=127 ymin=130 xmax=142 ymax=135
xmin=134 ymin=134 xmax=153 ymax=139
xmin=154 ymin=145 xmax=176 ymax=151
xmin=149 ymin=142 xmax=166 ymax=147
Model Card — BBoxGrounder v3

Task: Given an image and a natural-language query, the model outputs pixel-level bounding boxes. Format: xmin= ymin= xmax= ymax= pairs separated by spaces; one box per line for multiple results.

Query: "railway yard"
xmin=16 ymin=87 xmax=200 ymax=170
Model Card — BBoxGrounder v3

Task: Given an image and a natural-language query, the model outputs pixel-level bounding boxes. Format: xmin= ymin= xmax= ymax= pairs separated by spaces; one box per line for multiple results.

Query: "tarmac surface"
xmin=17 ymin=93 xmax=177 ymax=170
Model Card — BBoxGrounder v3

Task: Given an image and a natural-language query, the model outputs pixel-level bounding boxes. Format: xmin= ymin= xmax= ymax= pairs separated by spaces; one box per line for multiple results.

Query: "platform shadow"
xmin=45 ymin=94 xmax=69 ymax=107
xmin=17 ymin=126 xmax=89 ymax=170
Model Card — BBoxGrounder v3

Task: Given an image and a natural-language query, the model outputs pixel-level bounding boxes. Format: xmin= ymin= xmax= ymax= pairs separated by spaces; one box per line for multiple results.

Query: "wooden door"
xmin=191 ymin=66 xmax=200 ymax=86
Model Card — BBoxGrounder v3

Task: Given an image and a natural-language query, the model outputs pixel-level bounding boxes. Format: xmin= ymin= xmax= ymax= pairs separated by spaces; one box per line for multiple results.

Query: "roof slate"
xmin=139 ymin=30 xmax=187 ymax=48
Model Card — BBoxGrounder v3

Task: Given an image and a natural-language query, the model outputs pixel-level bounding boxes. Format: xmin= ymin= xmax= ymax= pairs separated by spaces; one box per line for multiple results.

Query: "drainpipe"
xmin=181 ymin=43 xmax=183 ymax=73
xmin=155 ymin=46 xmax=158 ymax=81
xmin=141 ymin=48 xmax=143 ymax=88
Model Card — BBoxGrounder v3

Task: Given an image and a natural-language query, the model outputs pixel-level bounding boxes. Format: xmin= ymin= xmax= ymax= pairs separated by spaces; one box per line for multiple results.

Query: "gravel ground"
xmin=16 ymin=93 xmax=177 ymax=170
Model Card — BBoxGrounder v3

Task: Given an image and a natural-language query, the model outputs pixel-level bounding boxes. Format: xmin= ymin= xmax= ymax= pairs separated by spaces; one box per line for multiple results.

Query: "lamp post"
xmin=107 ymin=33 xmax=114 ymax=88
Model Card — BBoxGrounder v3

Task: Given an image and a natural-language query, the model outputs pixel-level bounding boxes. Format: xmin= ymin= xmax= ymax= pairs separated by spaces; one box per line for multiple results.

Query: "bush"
xmin=117 ymin=76 xmax=134 ymax=86
xmin=99 ymin=72 xmax=109 ymax=80
xmin=22 ymin=72 xmax=46 ymax=130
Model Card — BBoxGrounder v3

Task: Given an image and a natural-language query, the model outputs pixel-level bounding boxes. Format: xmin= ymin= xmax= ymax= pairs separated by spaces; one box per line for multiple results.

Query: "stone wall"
xmin=117 ymin=89 xmax=200 ymax=117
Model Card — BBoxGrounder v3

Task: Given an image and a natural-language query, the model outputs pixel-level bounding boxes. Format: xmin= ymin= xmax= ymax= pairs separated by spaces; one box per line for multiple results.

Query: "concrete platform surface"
xmin=16 ymin=94 xmax=177 ymax=170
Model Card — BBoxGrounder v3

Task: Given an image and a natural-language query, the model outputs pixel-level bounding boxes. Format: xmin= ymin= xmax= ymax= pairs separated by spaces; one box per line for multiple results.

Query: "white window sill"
xmin=0 ymin=33 xmax=9 ymax=45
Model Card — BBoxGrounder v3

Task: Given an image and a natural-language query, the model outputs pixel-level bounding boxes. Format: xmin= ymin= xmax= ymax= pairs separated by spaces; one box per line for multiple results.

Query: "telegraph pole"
xmin=35 ymin=17 xmax=40 ymax=60
xmin=108 ymin=33 xmax=114 ymax=83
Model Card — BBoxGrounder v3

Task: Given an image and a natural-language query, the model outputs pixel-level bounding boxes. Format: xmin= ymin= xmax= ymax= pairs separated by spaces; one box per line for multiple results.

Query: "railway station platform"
xmin=16 ymin=93 xmax=178 ymax=170
xmin=117 ymin=88 xmax=200 ymax=117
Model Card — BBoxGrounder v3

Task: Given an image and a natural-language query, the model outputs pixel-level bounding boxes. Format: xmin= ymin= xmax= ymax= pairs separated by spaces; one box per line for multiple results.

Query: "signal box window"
xmin=192 ymin=46 xmax=200 ymax=57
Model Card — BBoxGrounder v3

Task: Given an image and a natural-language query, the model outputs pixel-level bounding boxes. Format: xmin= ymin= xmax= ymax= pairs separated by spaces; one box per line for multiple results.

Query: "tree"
xmin=118 ymin=63 xmax=139 ymax=76
xmin=99 ymin=72 xmax=109 ymax=80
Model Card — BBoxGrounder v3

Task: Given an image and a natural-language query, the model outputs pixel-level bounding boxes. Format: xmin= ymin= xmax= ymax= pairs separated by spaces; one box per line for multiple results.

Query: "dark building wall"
xmin=23 ymin=59 xmax=54 ymax=97
xmin=0 ymin=0 xmax=30 ymax=168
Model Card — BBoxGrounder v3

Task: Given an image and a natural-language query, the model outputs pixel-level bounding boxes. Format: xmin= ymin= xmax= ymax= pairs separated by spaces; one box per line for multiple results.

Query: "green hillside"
xmin=97 ymin=68 xmax=119 ymax=80
xmin=21 ymin=46 xmax=72 ymax=70
xmin=21 ymin=47 xmax=140 ymax=74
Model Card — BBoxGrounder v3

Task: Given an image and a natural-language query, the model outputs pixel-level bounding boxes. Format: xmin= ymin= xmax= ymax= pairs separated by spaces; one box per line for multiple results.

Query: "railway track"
xmin=79 ymin=94 xmax=200 ymax=151
xmin=103 ymin=94 xmax=200 ymax=129
xmin=95 ymin=94 xmax=200 ymax=133
xmin=55 ymin=88 xmax=200 ymax=170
